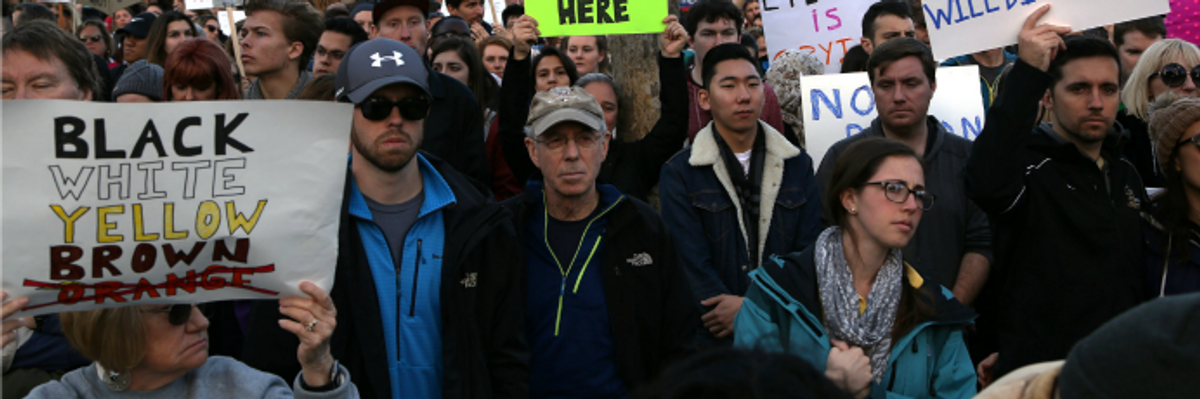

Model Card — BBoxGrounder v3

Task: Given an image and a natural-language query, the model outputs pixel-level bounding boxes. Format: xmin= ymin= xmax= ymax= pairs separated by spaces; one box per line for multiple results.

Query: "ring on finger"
xmin=305 ymin=319 xmax=318 ymax=332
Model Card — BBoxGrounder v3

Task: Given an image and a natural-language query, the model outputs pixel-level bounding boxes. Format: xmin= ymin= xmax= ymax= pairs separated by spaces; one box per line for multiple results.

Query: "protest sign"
xmin=217 ymin=10 xmax=246 ymax=37
xmin=1 ymin=100 xmax=353 ymax=317
xmin=525 ymin=0 xmax=667 ymax=36
xmin=762 ymin=0 xmax=872 ymax=74
xmin=186 ymin=0 xmax=214 ymax=10
xmin=921 ymin=0 xmax=1170 ymax=61
xmin=78 ymin=0 xmax=141 ymax=15
xmin=802 ymin=66 xmax=985 ymax=165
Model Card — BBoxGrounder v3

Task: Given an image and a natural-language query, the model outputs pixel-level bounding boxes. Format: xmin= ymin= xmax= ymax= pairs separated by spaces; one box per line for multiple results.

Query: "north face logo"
xmin=626 ymin=253 xmax=652 ymax=267
xmin=460 ymin=272 xmax=477 ymax=288
xmin=370 ymin=51 xmax=404 ymax=68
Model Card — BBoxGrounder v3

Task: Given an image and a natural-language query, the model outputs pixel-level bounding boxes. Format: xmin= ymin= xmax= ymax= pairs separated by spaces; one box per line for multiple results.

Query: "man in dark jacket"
xmin=372 ymin=0 xmax=489 ymax=184
xmin=498 ymin=15 xmax=690 ymax=201
xmin=241 ymin=39 xmax=527 ymax=399
xmin=964 ymin=6 xmax=1147 ymax=379
xmin=502 ymin=85 xmax=698 ymax=399
xmin=817 ymin=38 xmax=992 ymax=306
xmin=659 ymin=43 xmax=824 ymax=347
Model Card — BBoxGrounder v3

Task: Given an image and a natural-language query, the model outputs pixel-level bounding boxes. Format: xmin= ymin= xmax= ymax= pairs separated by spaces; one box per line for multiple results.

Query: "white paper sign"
xmin=762 ymin=0 xmax=872 ymax=74
xmin=922 ymin=0 xmax=1171 ymax=61
xmin=803 ymin=66 xmax=985 ymax=164
xmin=186 ymin=0 xmax=215 ymax=10
xmin=217 ymin=10 xmax=247 ymax=37
xmin=2 ymin=100 xmax=353 ymax=317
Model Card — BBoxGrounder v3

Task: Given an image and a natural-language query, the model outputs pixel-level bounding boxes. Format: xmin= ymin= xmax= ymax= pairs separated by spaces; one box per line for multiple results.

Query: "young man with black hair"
xmin=860 ymin=0 xmax=915 ymax=55
xmin=817 ymin=38 xmax=992 ymax=306
xmin=965 ymin=5 xmax=1148 ymax=380
xmin=446 ymin=0 xmax=492 ymax=34
xmin=313 ymin=17 xmax=369 ymax=76
xmin=660 ymin=43 xmax=823 ymax=347
xmin=501 ymin=4 xmax=523 ymax=29
xmin=370 ymin=0 xmax=489 ymax=184
xmin=682 ymin=0 xmax=789 ymax=144
xmin=240 ymin=0 xmax=324 ymax=99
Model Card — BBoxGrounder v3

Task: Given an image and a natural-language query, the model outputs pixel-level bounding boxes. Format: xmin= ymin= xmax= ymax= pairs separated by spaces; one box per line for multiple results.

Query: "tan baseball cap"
xmin=526 ymin=86 xmax=607 ymax=138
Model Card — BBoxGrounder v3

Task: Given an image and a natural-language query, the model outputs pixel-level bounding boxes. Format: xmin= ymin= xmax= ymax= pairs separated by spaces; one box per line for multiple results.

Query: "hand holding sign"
xmin=1 ymin=292 xmax=34 ymax=346
xmin=511 ymin=15 xmax=540 ymax=61
xmin=660 ymin=15 xmax=687 ymax=59
xmin=1018 ymin=5 xmax=1070 ymax=72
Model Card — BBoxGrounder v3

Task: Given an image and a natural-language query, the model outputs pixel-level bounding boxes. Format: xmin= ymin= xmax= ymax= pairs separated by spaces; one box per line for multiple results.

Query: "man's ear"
xmin=699 ymin=88 xmax=711 ymax=112
xmin=525 ymin=137 xmax=541 ymax=169
xmin=1041 ymin=88 xmax=1053 ymax=110
xmin=289 ymin=41 xmax=304 ymax=62
xmin=861 ymin=37 xmax=873 ymax=54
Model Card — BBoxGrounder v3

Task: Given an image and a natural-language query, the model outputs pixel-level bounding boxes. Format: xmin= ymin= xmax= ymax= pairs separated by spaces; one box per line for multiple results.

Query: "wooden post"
xmin=225 ymin=4 xmax=245 ymax=78
xmin=608 ymin=0 xmax=681 ymax=208
xmin=487 ymin=0 xmax=498 ymax=27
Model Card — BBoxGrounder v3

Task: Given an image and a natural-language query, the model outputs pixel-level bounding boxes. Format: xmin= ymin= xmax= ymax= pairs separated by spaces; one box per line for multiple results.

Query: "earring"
xmin=849 ymin=207 xmax=857 ymax=214
xmin=96 ymin=362 xmax=131 ymax=391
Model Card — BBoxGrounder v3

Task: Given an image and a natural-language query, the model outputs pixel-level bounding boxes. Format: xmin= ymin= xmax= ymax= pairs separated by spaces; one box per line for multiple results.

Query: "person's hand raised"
xmin=660 ymin=15 xmax=687 ymax=58
xmin=279 ymin=282 xmax=338 ymax=387
xmin=1 ymin=292 xmax=34 ymax=347
xmin=511 ymin=15 xmax=540 ymax=61
xmin=1017 ymin=4 xmax=1071 ymax=72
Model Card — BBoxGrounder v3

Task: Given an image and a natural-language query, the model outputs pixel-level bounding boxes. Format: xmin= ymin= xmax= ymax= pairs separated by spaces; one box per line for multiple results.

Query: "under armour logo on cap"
xmin=370 ymin=51 xmax=404 ymax=68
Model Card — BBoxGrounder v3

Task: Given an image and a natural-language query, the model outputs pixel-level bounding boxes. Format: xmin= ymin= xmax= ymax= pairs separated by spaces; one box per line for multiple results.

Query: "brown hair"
xmin=165 ymin=39 xmax=241 ymax=100
xmin=61 ymin=307 xmax=148 ymax=371
xmin=477 ymin=34 xmax=513 ymax=55
xmin=297 ymin=73 xmax=337 ymax=101
xmin=823 ymin=137 xmax=934 ymax=341
xmin=3 ymin=20 xmax=104 ymax=100
xmin=560 ymin=35 xmax=611 ymax=75
xmin=244 ymin=0 xmax=324 ymax=71
xmin=145 ymin=11 xmax=201 ymax=67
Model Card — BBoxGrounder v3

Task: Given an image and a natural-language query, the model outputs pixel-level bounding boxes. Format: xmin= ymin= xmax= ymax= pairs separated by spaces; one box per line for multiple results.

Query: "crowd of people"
xmin=2 ymin=0 xmax=1200 ymax=398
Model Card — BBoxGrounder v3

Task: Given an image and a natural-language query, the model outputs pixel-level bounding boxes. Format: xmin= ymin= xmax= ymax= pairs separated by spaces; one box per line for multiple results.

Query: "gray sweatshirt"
xmin=24 ymin=356 xmax=359 ymax=399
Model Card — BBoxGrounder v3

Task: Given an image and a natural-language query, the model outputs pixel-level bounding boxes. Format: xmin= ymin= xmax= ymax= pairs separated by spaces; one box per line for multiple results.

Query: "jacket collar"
xmin=865 ymin=116 xmax=949 ymax=159
xmin=522 ymin=180 xmax=626 ymax=217
xmin=347 ymin=153 xmax=458 ymax=221
xmin=688 ymin=120 xmax=800 ymax=167
xmin=1030 ymin=121 xmax=1130 ymax=163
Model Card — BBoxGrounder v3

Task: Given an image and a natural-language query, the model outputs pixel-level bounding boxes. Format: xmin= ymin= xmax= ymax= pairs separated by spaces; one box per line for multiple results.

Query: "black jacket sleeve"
xmin=619 ymin=54 xmax=690 ymax=191
xmin=479 ymin=218 xmax=530 ymax=399
xmin=964 ymin=60 xmax=1053 ymax=215
xmin=498 ymin=53 xmax=537 ymax=184
xmin=656 ymin=214 xmax=701 ymax=367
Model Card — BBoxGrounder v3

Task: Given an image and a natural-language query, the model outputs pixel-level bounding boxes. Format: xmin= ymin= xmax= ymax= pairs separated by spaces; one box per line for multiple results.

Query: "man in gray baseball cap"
xmin=242 ymin=38 xmax=529 ymax=399
xmin=500 ymin=86 xmax=699 ymax=398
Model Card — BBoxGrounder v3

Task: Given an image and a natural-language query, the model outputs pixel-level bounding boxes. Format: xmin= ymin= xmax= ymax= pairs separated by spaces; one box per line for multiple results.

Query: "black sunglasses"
xmin=204 ymin=25 xmax=219 ymax=33
xmin=1150 ymin=63 xmax=1200 ymax=88
xmin=141 ymin=304 xmax=198 ymax=326
xmin=359 ymin=98 xmax=430 ymax=121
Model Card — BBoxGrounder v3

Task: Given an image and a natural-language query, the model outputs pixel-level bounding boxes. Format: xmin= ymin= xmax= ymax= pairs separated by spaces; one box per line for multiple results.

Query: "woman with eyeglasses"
xmin=77 ymin=19 xmax=116 ymax=68
xmin=1120 ymin=39 xmax=1200 ymax=187
xmin=733 ymin=138 xmax=977 ymax=399
xmin=144 ymin=11 xmax=201 ymax=67
xmin=10 ymin=282 xmax=359 ymax=398
xmin=1140 ymin=93 xmax=1200 ymax=298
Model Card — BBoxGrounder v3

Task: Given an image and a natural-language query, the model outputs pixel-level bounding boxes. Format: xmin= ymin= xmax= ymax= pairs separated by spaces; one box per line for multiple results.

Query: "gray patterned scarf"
xmin=814 ymin=227 xmax=903 ymax=383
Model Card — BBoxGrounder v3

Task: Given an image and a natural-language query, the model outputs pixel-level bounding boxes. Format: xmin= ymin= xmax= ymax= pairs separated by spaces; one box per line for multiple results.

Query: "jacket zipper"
xmin=409 ymin=239 xmax=423 ymax=317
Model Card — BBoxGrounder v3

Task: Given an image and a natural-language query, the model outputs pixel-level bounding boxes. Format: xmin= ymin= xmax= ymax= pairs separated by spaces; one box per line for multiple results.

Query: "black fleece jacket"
xmin=964 ymin=60 xmax=1147 ymax=378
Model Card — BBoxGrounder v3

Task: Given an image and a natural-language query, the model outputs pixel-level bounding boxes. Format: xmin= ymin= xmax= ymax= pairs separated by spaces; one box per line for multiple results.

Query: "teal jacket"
xmin=733 ymin=247 xmax=977 ymax=399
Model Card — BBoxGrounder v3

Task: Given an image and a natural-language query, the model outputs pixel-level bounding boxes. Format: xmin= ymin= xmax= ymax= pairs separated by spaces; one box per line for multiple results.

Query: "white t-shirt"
xmin=735 ymin=149 xmax=752 ymax=176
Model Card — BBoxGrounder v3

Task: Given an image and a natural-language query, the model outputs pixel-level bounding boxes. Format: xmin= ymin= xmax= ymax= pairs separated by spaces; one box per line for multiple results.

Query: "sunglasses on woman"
xmin=1176 ymin=134 xmax=1200 ymax=153
xmin=143 ymin=304 xmax=209 ymax=326
xmin=1150 ymin=63 xmax=1200 ymax=88
xmin=79 ymin=34 xmax=104 ymax=43
xmin=205 ymin=24 xmax=219 ymax=33
xmin=358 ymin=97 xmax=430 ymax=121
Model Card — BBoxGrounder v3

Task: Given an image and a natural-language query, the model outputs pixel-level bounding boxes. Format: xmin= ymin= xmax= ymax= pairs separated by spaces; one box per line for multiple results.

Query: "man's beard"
xmin=351 ymin=128 xmax=420 ymax=173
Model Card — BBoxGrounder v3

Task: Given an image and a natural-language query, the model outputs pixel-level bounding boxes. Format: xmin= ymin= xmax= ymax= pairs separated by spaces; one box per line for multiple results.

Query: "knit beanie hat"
xmin=112 ymin=60 xmax=163 ymax=101
xmin=1058 ymin=292 xmax=1200 ymax=399
xmin=1147 ymin=91 xmax=1200 ymax=168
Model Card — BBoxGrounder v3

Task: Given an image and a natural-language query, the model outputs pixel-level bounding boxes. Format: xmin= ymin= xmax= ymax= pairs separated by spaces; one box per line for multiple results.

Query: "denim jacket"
xmin=659 ymin=121 xmax=824 ymax=321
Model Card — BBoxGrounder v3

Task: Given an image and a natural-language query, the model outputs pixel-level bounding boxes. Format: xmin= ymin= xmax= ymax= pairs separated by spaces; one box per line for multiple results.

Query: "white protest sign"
xmin=803 ymin=66 xmax=985 ymax=164
xmin=2 ymin=100 xmax=353 ymax=317
xmin=186 ymin=0 xmax=215 ymax=10
xmin=217 ymin=10 xmax=246 ymax=37
xmin=922 ymin=0 xmax=1170 ymax=61
xmin=762 ymin=0 xmax=872 ymax=74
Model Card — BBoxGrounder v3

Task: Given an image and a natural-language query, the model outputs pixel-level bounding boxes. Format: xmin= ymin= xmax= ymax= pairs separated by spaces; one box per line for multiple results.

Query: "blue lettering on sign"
xmin=811 ymin=89 xmax=843 ymax=120
xmin=924 ymin=0 xmax=1036 ymax=29
xmin=942 ymin=121 xmax=955 ymax=135
xmin=846 ymin=124 xmax=864 ymax=137
xmin=962 ymin=116 xmax=983 ymax=139
xmin=850 ymin=85 xmax=875 ymax=116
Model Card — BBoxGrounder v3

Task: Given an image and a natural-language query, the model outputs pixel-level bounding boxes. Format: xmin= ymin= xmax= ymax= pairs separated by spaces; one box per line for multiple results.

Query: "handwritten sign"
xmin=803 ymin=66 xmax=985 ymax=164
xmin=922 ymin=0 xmax=1170 ymax=61
xmin=217 ymin=10 xmax=246 ymax=37
xmin=761 ymin=0 xmax=871 ymax=74
xmin=78 ymin=0 xmax=142 ymax=15
xmin=2 ymin=101 xmax=352 ymax=317
xmin=525 ymin=0 xmax=667 ymax=36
